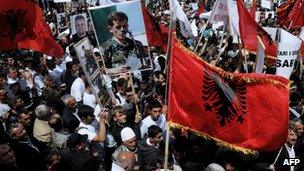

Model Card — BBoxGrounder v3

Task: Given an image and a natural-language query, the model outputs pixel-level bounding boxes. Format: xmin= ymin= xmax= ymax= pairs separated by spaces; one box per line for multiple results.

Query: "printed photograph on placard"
xmin=74 ymin=37 xmax=98 ymax=78
xmin=91 ymin=74 xmax=110 ymax=106
xmin=70 ymin=13 xmax=87 ymax=42
xmin=88 ymin=0 xmax=152 ymax=75
xmin=56 ymin=12 xmax=68 ymax=29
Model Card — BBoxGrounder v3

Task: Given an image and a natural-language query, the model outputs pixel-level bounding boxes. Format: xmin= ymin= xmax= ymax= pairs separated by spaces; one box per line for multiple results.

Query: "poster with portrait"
xmin=70 ymin=13 xmax=88 ymax=37
xmin=91 ymin=73 xmax=111 ymax=106
xmin=74 ymin=37 xmax=111 ymax=107
xmin=57 ymin=12 xmax=68 ymax=29
xmin=88 ymin=0 xmax=152 ymax=75
xmin=74 ymin=37 xmax=98 ymax=79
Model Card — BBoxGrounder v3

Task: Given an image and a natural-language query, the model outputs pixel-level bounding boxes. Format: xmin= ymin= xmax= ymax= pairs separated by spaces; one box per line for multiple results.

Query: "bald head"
xmin=116 ymin=151 xmax=135 ymax=170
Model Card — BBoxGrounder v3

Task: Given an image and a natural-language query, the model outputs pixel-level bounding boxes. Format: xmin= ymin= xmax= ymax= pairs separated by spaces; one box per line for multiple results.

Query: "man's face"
xmin=123 ymin=137 xmax=137 ymax=151
xmin=108 ymin=20 xmax=128 ymax=42
xmin=286 ymin=129 xmax=297 ymax=146
xmin=68 ymin=98 xmax=77 ymax=109
xmin=11 ymin=123 xmax=27 ymax=140
xmin=0 ymin=144 xmax=16 ymax=165
xmin=152 ymin=132 xmax=163 ymax=144
xmin=150 ymin=107 xmax=162 ymax=121
xmin=295 ymin=122 xmax=304 ymax=136
xmin=75 ymin=18 xmax=86 ymax=37
xmin=114 ymin=110 xmax=127 ymax=124
xmin=19 ymin=113 xmax=32 ymax=126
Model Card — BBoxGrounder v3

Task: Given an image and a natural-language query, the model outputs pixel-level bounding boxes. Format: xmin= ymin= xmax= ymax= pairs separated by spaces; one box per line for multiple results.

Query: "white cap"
xmin=120 ymin=127 xmax=136 ymax=142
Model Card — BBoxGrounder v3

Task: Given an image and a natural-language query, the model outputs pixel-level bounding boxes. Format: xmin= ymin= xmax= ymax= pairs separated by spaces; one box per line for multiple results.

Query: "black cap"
xmin=67 ymin=133 xmax=88 ymax=149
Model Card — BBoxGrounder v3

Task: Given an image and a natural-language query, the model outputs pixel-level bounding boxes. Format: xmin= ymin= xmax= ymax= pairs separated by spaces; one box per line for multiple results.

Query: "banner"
xmin=169 ymin=0 xmax=194 ymax=38
xmin=276 ymin=29 xmax=302 ymax=79
xmin=168 ymin=35 xmax=289 ymax=152
xmin=255 ymin=36 xmax=265 ymax=73
xmin=209 ymin=0 xmax=229 ymax=24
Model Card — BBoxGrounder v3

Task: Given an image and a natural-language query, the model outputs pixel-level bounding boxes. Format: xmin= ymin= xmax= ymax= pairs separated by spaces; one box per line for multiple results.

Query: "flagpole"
xmin=194 ymin=0 xmax=219 ymax=53
xmin=217 ymin=16 xmax=228 ymax=58
xmin=164 ymin=0 xmax=176 ymax=170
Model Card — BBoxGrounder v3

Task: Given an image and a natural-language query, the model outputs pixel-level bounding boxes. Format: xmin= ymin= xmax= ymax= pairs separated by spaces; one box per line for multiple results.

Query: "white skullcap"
xmin=206 ymin=163 xmax=225 ymax=171
xmin=120 ymin=127 xmax=136 ymax=142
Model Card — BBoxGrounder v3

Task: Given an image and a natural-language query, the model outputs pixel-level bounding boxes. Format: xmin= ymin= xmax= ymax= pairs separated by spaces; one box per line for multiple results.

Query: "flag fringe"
xmin=173 ymin=34 xmax=290 ymax=90
xmin=169 ymin=121 xmax=258 ymax=155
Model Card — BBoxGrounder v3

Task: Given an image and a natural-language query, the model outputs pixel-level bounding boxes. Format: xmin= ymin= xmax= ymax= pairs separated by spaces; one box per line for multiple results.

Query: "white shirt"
xmin=83 ymin=91 xmax=97 ymax=108
xmin=111 ymin=162 xmax=125 ymax=171
xmin=140 ymin=114 xmax=166 ymax=138
xmin=78 ymin=122 xmax=98 ymax=142
xmin=70 ymin=77 xmax=85 ymax=102
xmin=285 ymin=144 xmax=295 ymax=171
xmin=0 ymin=103 xmax=11 ymax=117
xmin=77 ymin=122 xmax=104 ymax=147
xmin=33 ymin=75 xmax=45 ymax=96
xmin=115 ymin=92 xmax=127 ymax=106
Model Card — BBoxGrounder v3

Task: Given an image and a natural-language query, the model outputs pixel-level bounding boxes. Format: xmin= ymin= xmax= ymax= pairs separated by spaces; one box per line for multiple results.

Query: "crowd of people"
xmin=0 ymin=0 xmax=303 ymax=171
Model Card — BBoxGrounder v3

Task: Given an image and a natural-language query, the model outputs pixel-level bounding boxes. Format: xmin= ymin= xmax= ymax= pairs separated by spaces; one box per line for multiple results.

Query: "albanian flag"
xmin=141 ymin=3 xmax=167 ymax=52
xmin=237 ymin=0 xmax=277 ymax=59
xmin=0 ymin=0 xmax=64 ymax=58
xmin=168 ymin=35 xmax=290 ymax=153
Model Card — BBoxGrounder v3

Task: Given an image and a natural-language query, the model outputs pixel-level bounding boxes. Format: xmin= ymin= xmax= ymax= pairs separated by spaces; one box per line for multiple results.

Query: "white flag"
xmin=255 ymin=36 xmax=265 ymax=73
xmin=227 ymin=0 xmax=240 ymax=36
xmin=299 ymin=27 xmax=304 ymax=41
xmin=209 ymin=0 xmax=229 ymax=24
xmin=191 ymin=19 xmax=198 ymax=37
xmin=276 ymin=29 xmax=302 ymax=79
xmin=169 ymin=0 xmax=194 ymax=38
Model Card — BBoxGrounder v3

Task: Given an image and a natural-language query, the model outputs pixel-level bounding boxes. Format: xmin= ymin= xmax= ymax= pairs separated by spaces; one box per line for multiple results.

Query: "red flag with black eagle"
xmin=277 ymin=0 xmax=297 ymax=28
xmin=141 ymin=4 xmax=167 ymax=52
xmin=237 ymin=0 xmax=277 ymax=59
xmin=0 ymin=0 xmax=64 ymax=58
xmin=168 ymin=35 xmax=290 ymax=152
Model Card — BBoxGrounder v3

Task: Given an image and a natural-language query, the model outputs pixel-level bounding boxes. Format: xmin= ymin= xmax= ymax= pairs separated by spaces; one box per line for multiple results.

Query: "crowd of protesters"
xmin=0 ymin=0 xmax=303 ymax=171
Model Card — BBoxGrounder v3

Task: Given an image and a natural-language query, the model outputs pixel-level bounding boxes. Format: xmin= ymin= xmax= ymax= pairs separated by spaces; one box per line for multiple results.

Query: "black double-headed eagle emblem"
xmin=202 ymin=70 xmax=247 ymax=127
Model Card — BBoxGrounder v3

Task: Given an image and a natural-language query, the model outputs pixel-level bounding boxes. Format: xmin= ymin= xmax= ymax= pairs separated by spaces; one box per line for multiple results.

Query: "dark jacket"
xmin=138 ymin=138 xmax=159 ymax=171
xmin=59 ymin=148 xmax=99 ymax=171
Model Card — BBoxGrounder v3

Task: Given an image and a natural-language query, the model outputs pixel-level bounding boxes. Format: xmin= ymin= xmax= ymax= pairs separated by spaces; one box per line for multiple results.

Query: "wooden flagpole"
xmin=164 ymin=0 xmax=176 ymax=170
xmin=194 ymin=0 xmax=220 ymax=53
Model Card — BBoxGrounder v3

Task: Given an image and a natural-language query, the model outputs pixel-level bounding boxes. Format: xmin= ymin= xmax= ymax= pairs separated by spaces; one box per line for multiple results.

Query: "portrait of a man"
xmin=102 ymin=11 xmax=150 ymax=73
xmin=71 ymin=14 xmax=87 ymax=43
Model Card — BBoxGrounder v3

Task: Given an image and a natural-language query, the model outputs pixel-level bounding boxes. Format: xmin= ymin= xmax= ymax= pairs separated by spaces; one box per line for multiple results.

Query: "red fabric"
xmin=277 ymin=0 xmax=297 ymax=27
xmin=141 ymin=4 xmax=167 ymax=52
xmin=237 ymin=0 xmax=277 ymax=58
xmin=288 ymin=0 xmax=304 ymax=29
xmin=0 ymin=0 xmax=63 ymax=58
xmin=249 ymin=0 xmax=256 ymax=19
xmin=196 ymin=0 xmax=206 ymax=16
xmin=168 ymin=36 xmax=290 ymax=152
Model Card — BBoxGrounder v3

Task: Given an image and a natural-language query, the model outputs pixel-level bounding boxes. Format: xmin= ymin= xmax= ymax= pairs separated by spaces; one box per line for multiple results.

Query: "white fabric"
xmin=0 ymin=103 xmax=11 ymax=117
xmin=70 ymin=77 xmax=85 ymax=102
xmin=34 ymin=75 xmax=45 ymax=96
xmin=276 ymin=29 xmax=302 ymax=79
xmin=120 ymin=127 xmax=136 ymax=142
xmin=83 ymin=91 xmax=97 ymax=108
xmin=140 ymin=114 xmax=166 ymax=138
xmin=169 ymin=0 xmax=194 ymax=38
xmin=115 ymin=92 xmax=127 ymax=106
xmin=111 ymin=162 xmax=125 ymax=171
xmin=78 ymin=122 xmax=98 ymax=142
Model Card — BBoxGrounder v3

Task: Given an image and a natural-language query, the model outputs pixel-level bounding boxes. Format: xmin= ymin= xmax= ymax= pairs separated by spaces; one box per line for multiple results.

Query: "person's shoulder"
xmin=102 ymin=38 xmax=116 ymax=50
